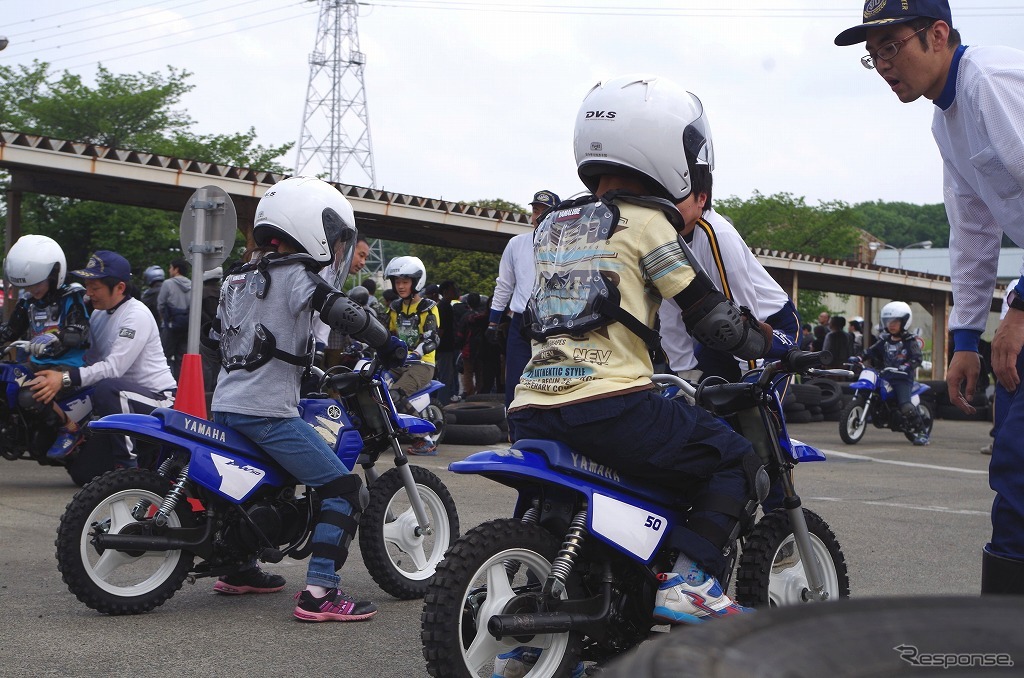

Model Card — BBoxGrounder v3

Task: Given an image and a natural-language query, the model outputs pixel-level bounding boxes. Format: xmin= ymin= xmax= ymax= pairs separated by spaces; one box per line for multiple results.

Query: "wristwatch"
xmin=1009 ymin=290 xmax=1024 ymax=313
xmin=61 ymin=371 xmax=71 ymax=389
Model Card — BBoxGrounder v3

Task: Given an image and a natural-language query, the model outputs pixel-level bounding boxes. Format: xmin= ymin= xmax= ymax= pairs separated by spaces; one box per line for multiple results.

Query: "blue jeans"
xmin=212 ymin=411 xmax=354 ymax=589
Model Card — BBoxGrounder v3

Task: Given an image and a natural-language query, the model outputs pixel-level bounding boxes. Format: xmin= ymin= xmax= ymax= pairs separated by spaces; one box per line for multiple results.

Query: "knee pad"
xmin=312 ymin=474 xmax=365 ymax=572
xmin=900 ymin=402 xmax=918 ymax=417
xmin=686 ymin=451 xmax=765 ymax=552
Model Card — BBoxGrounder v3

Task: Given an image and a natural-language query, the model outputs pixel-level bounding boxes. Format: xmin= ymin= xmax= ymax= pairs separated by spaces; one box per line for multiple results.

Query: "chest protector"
xmin=524 ymin=195 xmax=659 ymax=349
xmin=218 ymin=254 xmax=315 ymax=372
xmin=390 ymin=297 xmax=436 ymax=348
xmin=26 ymin=283 xmax=87 ymax=336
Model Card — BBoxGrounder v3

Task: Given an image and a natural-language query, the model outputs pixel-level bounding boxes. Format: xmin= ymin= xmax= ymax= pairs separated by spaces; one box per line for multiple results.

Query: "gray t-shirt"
xmin=211 ymin=260 xmax=315 ymax=418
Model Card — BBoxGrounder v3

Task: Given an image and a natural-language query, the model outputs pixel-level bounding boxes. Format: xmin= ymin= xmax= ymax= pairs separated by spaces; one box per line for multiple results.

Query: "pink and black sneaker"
xmin=293 ymin=588 xmax=377 ymax=622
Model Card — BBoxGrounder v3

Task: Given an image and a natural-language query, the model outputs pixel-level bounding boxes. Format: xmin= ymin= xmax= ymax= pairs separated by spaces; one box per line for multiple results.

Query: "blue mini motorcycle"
xmin=0 ymin=342 xmax=95 ymax=485
xmin=55 ymin=356 xmax=460 ymax=615
xmin=421 ymin=350 xmax=850 ymax=677
xmin=839 ymin=358 xmax=933 ymax=445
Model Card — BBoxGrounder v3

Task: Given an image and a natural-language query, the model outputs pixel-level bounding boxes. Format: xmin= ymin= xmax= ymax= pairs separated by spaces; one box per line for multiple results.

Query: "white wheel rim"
xmin=459 ymin=548 xmax=570 ymax=677
xmin=381 ymin=483 xmax=451 ymax=580
xmin=846 ymin=405 xmax=866 ymax=438
xmin=79 ymin=488 xmax=184 ymax=596
xmin=766 ymin=533 xmax=841 ymax=606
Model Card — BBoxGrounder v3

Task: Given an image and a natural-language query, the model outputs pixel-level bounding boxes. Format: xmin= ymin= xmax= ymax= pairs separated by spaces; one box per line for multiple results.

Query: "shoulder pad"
xmin=60 ymin=283 xmax=87 ymax=298
xmin=260 ymin=252 xmax=321 ymax=270
xmin=417 ymin=298 xmax=437 ymax=313
xmin=390 ymin=298 xmax=403 ymax=312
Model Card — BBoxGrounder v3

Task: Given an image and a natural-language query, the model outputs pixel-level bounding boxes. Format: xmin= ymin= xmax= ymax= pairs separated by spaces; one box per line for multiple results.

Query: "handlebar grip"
xmin=784 ymin=349 xmax=831 ymax=372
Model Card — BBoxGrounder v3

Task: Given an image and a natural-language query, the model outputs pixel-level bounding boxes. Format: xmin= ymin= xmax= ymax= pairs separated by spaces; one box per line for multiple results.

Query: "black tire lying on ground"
xmin=443 ymin=424 xmax=506 ymax=445
xmin=600 ymin=596 xmax=1024 ymax=678
xmin=464 ymin=393 xmax=506 ymax=403
xmin=441 ymin=401 xmax=506 ymax=426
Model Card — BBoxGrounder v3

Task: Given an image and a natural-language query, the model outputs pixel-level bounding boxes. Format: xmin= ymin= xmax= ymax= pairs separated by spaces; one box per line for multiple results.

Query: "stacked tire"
xmin=441 ymin=394 xmax=508 ymax=445
xmin=783 ymin=380 xmax=845 ymax=424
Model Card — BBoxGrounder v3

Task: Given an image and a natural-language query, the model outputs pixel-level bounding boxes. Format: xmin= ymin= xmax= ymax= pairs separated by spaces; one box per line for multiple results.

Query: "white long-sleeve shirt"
xmin=490 ymin=231 xmax=536 ymax=316
xmin=76 ymin=297 xmax=177 ymax=392
xmin=933 ymin=45 xmax=1024 ymax=348
xmin=659 ymin=208 xmax=790 ymax=373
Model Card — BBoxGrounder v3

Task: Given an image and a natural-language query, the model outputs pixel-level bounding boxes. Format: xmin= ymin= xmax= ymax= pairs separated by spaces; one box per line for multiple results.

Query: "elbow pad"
xmin=675 ymin=272 xmax=771 ymax=361
xmin=320 ymin=292 xmax=389 ymax=348
xmin=419 ymin=329 xmax=438 ymax=356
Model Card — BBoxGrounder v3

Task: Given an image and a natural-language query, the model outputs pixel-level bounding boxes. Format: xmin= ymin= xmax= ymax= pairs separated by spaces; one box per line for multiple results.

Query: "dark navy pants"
xmin=91 ymin=378 xmax=175 ymax=466
xmin=509 ymin=389 xmax=756 ymax=578
xmin=990 ymin=350 xmax=1024 ymax=562
xmin=504 ymin=313 xmax=532 ymax=438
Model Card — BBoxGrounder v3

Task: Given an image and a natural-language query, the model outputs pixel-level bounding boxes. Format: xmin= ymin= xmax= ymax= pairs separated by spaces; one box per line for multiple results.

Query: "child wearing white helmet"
xmin=1 ymin=234 xmax=91 ymax=459
xmin=862 ymin=301 xmax=928 ymax=445
xmin=384 ymin=255 xmax=441 ymax=455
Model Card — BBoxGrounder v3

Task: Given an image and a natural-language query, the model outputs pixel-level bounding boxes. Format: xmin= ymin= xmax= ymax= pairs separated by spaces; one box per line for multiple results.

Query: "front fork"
xmin=778 ymin=469 xmax=830 ymax=602
xmin=855 ymin=392 xmax=873 ymax=428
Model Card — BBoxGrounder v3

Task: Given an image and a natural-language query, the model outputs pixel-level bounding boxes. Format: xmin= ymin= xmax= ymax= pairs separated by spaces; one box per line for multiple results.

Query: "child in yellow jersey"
xmin=384 ymin=256 xmax=440 ymax=455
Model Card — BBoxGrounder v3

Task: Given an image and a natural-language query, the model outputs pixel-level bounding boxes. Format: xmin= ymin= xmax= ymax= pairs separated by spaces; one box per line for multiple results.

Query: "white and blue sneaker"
xmin=491 ymin=646 xmax=585 ymax=678
xmin=652 ymin=572 xmax=752 ymax=625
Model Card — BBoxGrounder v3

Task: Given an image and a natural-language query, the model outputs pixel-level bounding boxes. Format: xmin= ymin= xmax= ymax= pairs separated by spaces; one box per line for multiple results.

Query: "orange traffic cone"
xmin=174 ymin=353 xmax=208 ymax=419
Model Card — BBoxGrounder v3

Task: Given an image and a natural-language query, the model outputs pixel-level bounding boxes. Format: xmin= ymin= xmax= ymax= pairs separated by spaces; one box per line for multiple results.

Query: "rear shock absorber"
xmin=153 ymin=464 xmax=190 ymax=527
xmin=503 ymin=502 xmax=540 ymax=577
xmin=544 ymin=510 xmax=588 ymax=597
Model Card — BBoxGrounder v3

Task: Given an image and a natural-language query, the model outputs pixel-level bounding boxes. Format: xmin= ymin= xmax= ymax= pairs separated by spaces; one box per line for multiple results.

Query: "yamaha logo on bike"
xmin=183 ymin=416 xmax=227 ymax=443
xmin=327 ymin=405 xmax=342 ymax=419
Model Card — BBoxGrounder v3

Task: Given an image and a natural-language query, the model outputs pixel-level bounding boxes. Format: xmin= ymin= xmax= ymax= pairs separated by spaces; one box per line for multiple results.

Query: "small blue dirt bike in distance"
xmin=420 ymin=350 xmax=850 ymax=677
xmin=839 ymin=356 xmax=933 ymax=445
xmin=55 ymin=355 xmax=460 ymax=615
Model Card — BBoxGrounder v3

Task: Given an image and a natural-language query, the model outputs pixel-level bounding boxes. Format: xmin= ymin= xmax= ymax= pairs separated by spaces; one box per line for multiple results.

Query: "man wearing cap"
xmin=486 ymin=190 xmax=560 ymax=437
xmin=835 ymin=0 xmax=1024 ymax=595
xmin=30 ymin=250 xmax=177 ymax=471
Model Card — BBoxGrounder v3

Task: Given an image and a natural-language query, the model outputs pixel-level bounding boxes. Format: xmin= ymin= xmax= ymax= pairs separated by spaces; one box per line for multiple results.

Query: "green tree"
xmin=717 ymin=191 xmax=862 ymax=259
xmin=0 ymin=60 xmax=291 ymax=277
xmin=847 ymin=200 xmax=950 ymax=247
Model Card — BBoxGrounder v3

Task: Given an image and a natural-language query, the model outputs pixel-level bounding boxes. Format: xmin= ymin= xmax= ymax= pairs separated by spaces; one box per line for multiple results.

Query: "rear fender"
xmin=88 ymin=414 xmax=289 ymax=503
xmin=450 ymin=448 xmax=675 ymax=564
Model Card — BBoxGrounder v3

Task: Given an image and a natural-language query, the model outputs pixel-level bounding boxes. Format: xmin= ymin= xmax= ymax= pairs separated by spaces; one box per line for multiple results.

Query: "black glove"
xmin=378 ymin=336 xmax=408 ymax=369
xmin=484 ymin=325 xmax=499 ymax=344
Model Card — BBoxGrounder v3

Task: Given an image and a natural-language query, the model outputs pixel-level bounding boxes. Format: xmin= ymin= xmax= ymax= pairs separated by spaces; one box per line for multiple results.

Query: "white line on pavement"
xmin=807 ymin=496 xmax=989 ymax=516
xmin=820 ymin=448 xmax=988 ymax=475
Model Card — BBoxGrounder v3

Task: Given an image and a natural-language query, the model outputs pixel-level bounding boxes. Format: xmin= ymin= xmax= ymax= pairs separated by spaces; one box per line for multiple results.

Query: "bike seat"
xmin=512 ymin=438 xmax=685 ymax=507
xmin=151 ymin=407 xmax=268 ymax=459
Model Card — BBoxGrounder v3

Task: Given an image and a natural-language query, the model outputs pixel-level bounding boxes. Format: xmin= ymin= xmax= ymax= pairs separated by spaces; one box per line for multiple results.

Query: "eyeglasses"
xmin=860 ymin=24 xmax=933 ymax=69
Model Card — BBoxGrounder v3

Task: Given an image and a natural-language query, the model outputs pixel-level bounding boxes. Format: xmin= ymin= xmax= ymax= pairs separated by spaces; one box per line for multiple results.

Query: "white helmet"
xmin=253 ymin=176 xmax=357 ymax=269
xmin=880 ymin=301 xmax=912 ymax=332
xmin=4 ymin=234 xmax=66 ymax=288
xmin=574 ymin=74 xmax=714 ymax=202
xmin=385 ymin=256 xmax=427 ymax=296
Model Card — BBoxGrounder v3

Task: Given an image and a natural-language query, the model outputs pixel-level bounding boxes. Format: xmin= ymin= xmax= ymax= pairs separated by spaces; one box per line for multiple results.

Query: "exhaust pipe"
xmin=487 ymin=585 xmax=611 ymax=641
xmin=93 ymin=524 xmax=210 ymax=553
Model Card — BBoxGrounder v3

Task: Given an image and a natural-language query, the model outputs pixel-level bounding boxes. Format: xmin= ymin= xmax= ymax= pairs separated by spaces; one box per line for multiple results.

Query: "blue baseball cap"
xmin=834 ymin=0 xmax=952 ymax=46
xmin=72 ymin=250 xmax=132 ymax=282
xmin=530 ymin=190 xmax=560 ymax=209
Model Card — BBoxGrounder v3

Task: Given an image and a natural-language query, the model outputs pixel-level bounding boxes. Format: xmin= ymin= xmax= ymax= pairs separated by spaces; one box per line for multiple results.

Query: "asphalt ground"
xmin=0 ymin=417 xmax=998 ymax=677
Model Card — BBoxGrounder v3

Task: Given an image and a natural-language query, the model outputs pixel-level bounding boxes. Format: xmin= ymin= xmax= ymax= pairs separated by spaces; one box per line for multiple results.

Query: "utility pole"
xmin=295 ymin=0 xmax=376 ymax=188
xmin=295 ymin=0 xmax=385 ymax=281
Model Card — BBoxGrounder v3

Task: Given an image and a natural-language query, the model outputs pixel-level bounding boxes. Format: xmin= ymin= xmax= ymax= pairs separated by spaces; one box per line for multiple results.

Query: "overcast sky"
xmin=3 ymin=1 xmax=1023 ymax=210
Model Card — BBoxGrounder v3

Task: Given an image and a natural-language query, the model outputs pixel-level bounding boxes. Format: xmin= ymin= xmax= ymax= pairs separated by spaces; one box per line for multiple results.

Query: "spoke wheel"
xmin=360 ymin=466 xmax=459 ymax=599
xmin=55 ymin=468 xmax=195 ymax=615
xmin=422 ymin=519 xmax=583 ymax=678
xmin=735 ymin=508 xmax=850 ymax=608
xmin=838 ymin=396 xmax=868 ymax=444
